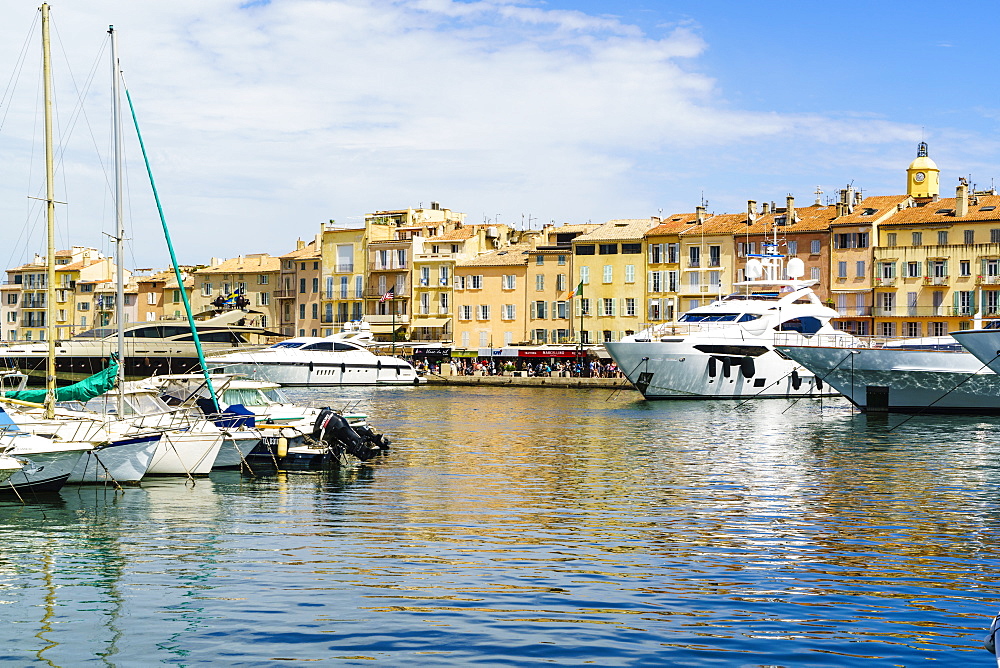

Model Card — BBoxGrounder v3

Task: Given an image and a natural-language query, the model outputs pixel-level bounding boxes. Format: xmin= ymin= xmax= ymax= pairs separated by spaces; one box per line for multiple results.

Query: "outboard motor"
xmin=986 ymin=610 xmax=1000 ymax=663
xmin=353 ymin=424 xmax=391 ymax=451
xmin=312 ymin=408 xmax=380 ymax=461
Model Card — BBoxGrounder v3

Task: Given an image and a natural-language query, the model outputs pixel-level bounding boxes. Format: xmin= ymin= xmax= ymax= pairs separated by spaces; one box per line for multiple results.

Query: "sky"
xmin=0 ymin=0 xmax=998 ymax=269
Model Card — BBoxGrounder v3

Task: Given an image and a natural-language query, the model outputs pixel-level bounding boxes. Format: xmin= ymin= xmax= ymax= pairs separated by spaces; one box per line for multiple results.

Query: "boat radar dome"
xmin=786 ymin=257 xmax=805 ymax=279
xmin=745 ymin=258 xmax=763 ymax=279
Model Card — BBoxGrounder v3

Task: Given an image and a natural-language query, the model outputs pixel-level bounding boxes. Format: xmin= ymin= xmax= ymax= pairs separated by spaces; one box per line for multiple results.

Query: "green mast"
xmin=123 ymin=87 xmax=220 ymax=413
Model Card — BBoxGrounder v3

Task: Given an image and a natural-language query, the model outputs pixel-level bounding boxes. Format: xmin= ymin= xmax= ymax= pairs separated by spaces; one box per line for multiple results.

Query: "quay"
xmin=423 ymin=372 xmax=634 ymax=390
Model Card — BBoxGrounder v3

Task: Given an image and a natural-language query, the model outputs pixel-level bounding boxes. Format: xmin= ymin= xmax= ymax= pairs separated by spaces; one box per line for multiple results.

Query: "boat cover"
xmin=3 ymin=356 xmax=119 ymax=404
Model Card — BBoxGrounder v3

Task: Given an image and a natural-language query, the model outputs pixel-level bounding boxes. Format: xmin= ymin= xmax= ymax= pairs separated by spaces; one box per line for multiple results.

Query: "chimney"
xmin=695 ymin=206 xmax=706 ymax=224
xmin=762 ymin=202 xmax=770 ymax=214
xmin=836 ymin=202 xmax=845 ymax=217
xmin=296 ymin=238 xmax=305 ymax=250
xmin=956 ymin=179 xmax=969 ymax=217
xmin=785 ymin=195 xmax=796 ymax=224
xmin=747 ymin=200 xmax=757 ymax=224
xmin=854 ymin=191 xmax=863 ymax=207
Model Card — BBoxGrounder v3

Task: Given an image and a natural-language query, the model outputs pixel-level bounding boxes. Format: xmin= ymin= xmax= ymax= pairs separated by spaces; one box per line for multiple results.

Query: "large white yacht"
xmin=605 ymin=238 xmax=850 ymax=399
xmin=951 ymin=327 xmax=1000 ymax=374
xmin=205 ymin=321 xmax=424 ymax=386
xmin=774 ymin=335 xmax=1000 ymax=412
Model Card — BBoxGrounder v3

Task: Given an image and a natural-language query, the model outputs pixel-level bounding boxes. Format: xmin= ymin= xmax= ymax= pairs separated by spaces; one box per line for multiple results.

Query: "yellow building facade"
xmin=453 ymin=244 xmax=533 ymax=349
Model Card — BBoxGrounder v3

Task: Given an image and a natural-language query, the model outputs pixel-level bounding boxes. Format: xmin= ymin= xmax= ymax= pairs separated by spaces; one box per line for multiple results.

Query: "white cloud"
xmin=0 ymin=0 xmax=930 ymax=268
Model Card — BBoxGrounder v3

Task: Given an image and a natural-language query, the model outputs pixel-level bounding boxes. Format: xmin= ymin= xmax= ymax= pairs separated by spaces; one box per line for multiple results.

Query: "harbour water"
xmin=1 ymin=385 xmax=999 ymax=666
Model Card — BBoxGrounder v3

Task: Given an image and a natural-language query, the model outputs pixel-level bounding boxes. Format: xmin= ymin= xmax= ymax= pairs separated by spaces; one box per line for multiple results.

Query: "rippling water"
xmin=1 ymin=386 xmax=999 ymax=666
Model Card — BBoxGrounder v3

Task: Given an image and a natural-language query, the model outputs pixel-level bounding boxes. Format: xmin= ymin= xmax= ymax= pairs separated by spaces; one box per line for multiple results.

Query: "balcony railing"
xmin=369 ymin=262 xmax=408 ymax=271
xmin=334 ymin=263 xmax=354 ymax=273
xmin=923 ymin=276 xmax=949 ymax=286
xmin=977 ymin=275 xmax=1000 ymax=285
xmin=873 ymin=277 xmax=896 ymax=287
xmin=834 ymin=307 xmax=872 ymax=317
xmin=364 ymin=287 xmax=409 ymax=299
xmin=274 ymin=289 xmax=296 ymax=298
xmin=867 ymin=306 xmax=978 ymax=317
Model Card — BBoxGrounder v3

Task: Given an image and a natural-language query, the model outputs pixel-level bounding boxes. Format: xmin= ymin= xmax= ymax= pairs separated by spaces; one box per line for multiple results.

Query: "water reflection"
xmin=0 ymin=387 xmax=995 ymax=664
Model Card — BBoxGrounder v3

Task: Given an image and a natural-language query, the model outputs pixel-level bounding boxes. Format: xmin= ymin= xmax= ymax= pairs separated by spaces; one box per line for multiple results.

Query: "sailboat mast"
xmin=41 ymin=3 xmax=56 ymax=419
xmin=109 ymin=25 xmax=126 ymax=405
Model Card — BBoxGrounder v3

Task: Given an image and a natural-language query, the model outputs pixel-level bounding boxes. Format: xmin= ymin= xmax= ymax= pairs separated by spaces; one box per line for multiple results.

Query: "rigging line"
xmin=0 ymin=11 xmax=39 ymax=132
xmin=886 ymin=351 xmax=1000 ymax=432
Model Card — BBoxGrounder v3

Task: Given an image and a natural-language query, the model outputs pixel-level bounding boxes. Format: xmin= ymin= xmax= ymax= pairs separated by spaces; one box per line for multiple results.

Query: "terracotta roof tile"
xmin=879 ymin=194 xmax=1000 ymax=226
xmin=280 ymin=241 xmax=320 ymax=260
xmin=456 ymin=244 xmax=533 ymax=267
xmin=575 ymin=219 xmax=658 ymax=242
xmin=195 ymin=255 xmax=280 ymax=274
xmin=830 ymin=195 xmax=911 ymax=227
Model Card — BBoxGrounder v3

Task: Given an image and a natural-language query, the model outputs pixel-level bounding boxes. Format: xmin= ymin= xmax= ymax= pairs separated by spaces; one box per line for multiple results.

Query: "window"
xmin=810 ymin=267 xmax=821 ymax=281
xmin=299 ymin=304 xmax=306 ymax=319
xmin=965 ymin=229 xmax=975 ymax=245
xmin=580 ymin=266 xmax=590 ymax=284
xmin=536 ymin=255 xmax=544 ymax=265
xmin=599 ymin=244 xmax=618 ymax=255
xmin=535 ymin=275 xmax=544 ymax=291
xmin=460 ymin=305 xmax=472 ymax=320
xmin=340 ymin=276 xmax=349 ymax=299
xmin=960 ymin=260 xmax=971 ymax=277
xmin=622 ymin=243 xmax=641 ymax=254
xmin=471 ymin=275 xmax=483 ymax=289
xmin=556 ymin=274 xmax=566 ymax=291
xmin=502 ymin=275 xmax=516 ymax=290
xmin=355 ymin=275 xmax=363 ymax=298
xmin=880 ymin=262 xmax=895 ymax=279
xmin=689 ymin=246 xmax=700 ymax=267
xmin=647 ymin=298 xmax=661 ymax=320
xmin=906 ymin=322 xmax=921 ymax=337
xmin=452 ymin=244 xmax=460 ymax=253
xmin=420 ymin=266 xmax=430 ymax=286
xmin=299 ymin=278 xmax=306 ymax=293
xmin=557 ymin=255 xmax=566 ymax=266
xmin=649 ymin=244 xmax=662 ymax=263
xmin=907 ymin=261 xmax=920 ymax=278
xmin=625 ymin=265 xmax=635 ymax=283
xmin=886 ymin=233 xmax=897 ymax=247
xmin=603 ymin=265 xmax=613 ymax=283
xmin=477 ymin=304 xmax=491 ymax=320
xmin=708 ymin=246 xmax=721 ymax=267
xmin=856 ymin=261 xmax=866 ymax=278
xmin=937 ymin=231 xmax=949 ymax=246
xmin=312 ymin=303 xmax=318 ymax=319
xmin=837 ymin=261 xmax=847 ymax=278
xmin=650 ymin=271 xmax=662 ymax=292
xmin=912 ymin=232 xmax=923 ymax=246
xmin=556 ymin=301 xmax=568 ymax=319
xmin=201 ymin=282 xmax=212 ymax=297
xmin=810 ymin=240 xmax=821 ymax=254
xmin=993 ymin=229 xmax=1000 ymax=244
xmin=440 ymin=292 xmax=449 ymax=313
xmin=257 ymin=292 xmax=270 ymax=306
xmin=625 ymin=298 xmax=636 ymax=316
xmin=931 ymin=321 xmax=948 ymax=337
xmin=6 ymin=294 xmax=16 ymax=305
xmin=456 ymin=275 xmax=466 ymax=290
xmin=834 ymin=232 xmax=869 ymax=248
xmin=575 ymin=245 xmax=595 ymax=255
xmin=787 ymin=240 xmax=797 ymax=255
xmin=312 ymin=277 xmax=319 ymax=293
xmin=602 ymin=298 xmax=615 ymax=316
xmin=533 ymin=301 xmax=547 ymax=319
xmin=300 ymin=262 xmax=306 ymax=270
xmin=880 ymin=322 xmax=896 ymax=337
xmin=502 ymin=304 xmax=515 ymax=320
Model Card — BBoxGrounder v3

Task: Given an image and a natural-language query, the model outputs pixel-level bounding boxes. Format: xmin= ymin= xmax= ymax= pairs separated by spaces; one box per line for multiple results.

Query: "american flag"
xmin=379 ymin=289 xmax=395 ymax=302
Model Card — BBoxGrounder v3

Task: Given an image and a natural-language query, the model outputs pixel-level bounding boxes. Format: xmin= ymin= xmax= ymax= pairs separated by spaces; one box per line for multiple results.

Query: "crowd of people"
xmin=409 ymin=358 xmax=623 ymax=378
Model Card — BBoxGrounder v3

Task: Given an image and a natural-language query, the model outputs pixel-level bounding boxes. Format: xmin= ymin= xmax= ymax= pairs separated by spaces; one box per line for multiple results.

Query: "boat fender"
xmin=341 ymin=363 xmax=346 ymax=374
xmin=309 ymin=361 xmax=314 ymax=373
xmin=707 ymin=356 xmax=717 ymax=378
xmin=721 ymin=357 xmax=731 ymax=378
xmin=413 ymin=377 xmax=420 ymax=385
xmin=377 ymin=360 xmax=382 ymax=370
xmin=740 ymin=357 xmax=755 ymax=378
xmin=791 ymin=369 xmax=802 ymax=390
xmin=276 ymin=437 xmax=288 ymax=458
xmin=816 ymin=377 xmax=824 ymax=390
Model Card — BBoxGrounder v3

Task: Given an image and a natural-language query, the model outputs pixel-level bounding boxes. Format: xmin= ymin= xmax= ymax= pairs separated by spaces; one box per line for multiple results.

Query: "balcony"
xmin=366 ymin=314 xmax=410 ymax=326
xmin=923 ymin=276 xmax=949 ymax=286
xmin=334 ymin=263 xmax=354 ymax=273
xmin=369 ymin=262 xmax=408 ymax=272
xmin=364 ymin=287 xmax=409 ymax=299
xmin=835 ymin=307 xmax=872 ymax=317
xmin=873 ymin=277 xmax=896 ymax=287
xmin=274 ymin=289 xmax=296 ymax=299
xmin=978 ymin=275 xmax=1000 ymax=285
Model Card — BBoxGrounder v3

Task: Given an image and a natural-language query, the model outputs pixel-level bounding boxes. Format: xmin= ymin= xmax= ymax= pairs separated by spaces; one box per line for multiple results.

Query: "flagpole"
xmin=391 ymin=297 xmax=396 ymax=356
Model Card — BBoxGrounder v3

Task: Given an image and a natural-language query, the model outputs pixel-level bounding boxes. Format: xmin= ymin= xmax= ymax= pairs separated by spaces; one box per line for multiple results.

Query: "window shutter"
xmin=610 ymin=299 xmax=617 ymax=316
xmin=575 ymin=300 xmax=581 ymax=317
xmin=942 ymin=260 xmax=949 ymax=276
xmin=647 ymin=271 xmax=654 ymax=291
xmin=953 ymin=291 xmax=960 ymax=313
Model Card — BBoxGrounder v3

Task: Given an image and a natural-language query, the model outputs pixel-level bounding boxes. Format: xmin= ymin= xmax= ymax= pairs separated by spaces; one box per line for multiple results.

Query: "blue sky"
xmin=0 ymin=0 xmax=997 ymax=269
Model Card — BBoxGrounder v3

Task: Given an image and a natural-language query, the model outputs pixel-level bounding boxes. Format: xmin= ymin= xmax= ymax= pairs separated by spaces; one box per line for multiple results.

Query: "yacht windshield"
xmin=679 ymin=313 xmax=761 ymax=323
xmin=263 ymin=387 xmax=288 ymax=403
xmin=223 ymin=388 xmax=270 ymax=407
xmin=270 ymin=341 xmax=308 ymax=349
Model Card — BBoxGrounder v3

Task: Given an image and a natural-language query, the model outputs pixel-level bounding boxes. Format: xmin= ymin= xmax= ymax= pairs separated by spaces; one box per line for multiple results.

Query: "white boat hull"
xmin=68 ymin=432 xmax=162 ymax=484
xmin=211 ymin=431 xmax=261 ymax=469
xmin=147 ymin=430 xmax=224 ymax=476
xmin=1 ymin=438 xmax=91 ymax=493
xmin=604 ymin=341 xmax=833 ymax=399
xmin=775 ymin=345 xmax=1000 ymax=412
xmin=207 ymin=360 xmax=422 ymax=386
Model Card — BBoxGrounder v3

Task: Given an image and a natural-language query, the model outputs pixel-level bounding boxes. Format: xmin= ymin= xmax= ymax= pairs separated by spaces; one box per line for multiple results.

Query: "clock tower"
xmin=906 ymin=141 xmax=939 ymax=199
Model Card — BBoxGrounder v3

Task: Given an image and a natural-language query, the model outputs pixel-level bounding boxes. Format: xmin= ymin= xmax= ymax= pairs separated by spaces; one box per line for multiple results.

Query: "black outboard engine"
xmin=986 ymin=610 xmax=1000 ymax=661
xmin=312 ymin=408 xmax=381 ymax=461
xmin=353 ymin=424 xmax=391 ymax=451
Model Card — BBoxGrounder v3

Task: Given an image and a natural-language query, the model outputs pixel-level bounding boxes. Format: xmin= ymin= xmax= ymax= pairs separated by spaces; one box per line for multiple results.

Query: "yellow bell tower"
xmin=906 ymin=141 xmax=939 ymax=198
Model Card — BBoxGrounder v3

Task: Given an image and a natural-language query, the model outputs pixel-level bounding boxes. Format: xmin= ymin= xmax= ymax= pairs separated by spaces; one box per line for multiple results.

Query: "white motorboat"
xmin=0 ymin=409 xmax=92 ymax=493
xmin=605 ymin=237 xmax=851 ymax=399
xmin=774 ymin=335 xmax=1000 ymax=412
xmin=0 ymin=454 xmax=22 ymax=484
xmin=206 ymin=321 xmax=424 ymax=386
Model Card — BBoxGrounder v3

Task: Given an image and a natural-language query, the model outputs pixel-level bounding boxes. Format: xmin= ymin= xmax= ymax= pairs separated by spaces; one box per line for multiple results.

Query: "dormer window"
xmin=860 ymin=208 xmax=878 ymax=216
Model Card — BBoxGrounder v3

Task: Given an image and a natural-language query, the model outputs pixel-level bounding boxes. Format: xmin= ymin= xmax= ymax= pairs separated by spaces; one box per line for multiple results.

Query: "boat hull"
xmin=604 ymin=341 xmax=833 ymax=399
xmin=206 ymin=360 xmax=423 ymax=386
xmin=212 ymin=431 xmax=261 ymax=469
xmin=68 ymin=433 xmax=161 ymax=484
xmin=1 ymin=442 xmax=91 ymax=494
xmin=775 ymin=345 xmax=1000 ymax=412
xmin=147 ymin=430 xmax=223 ymax=475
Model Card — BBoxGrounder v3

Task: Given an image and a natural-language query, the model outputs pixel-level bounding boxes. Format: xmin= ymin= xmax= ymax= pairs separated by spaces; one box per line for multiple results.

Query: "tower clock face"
xmin=914 ymin=172 xmax=926 ymax=183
